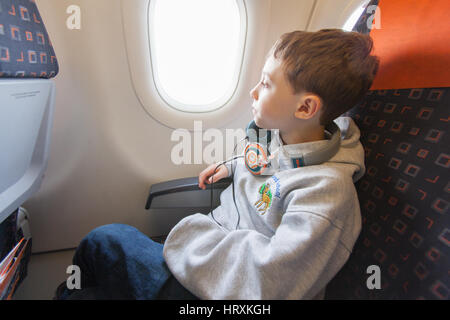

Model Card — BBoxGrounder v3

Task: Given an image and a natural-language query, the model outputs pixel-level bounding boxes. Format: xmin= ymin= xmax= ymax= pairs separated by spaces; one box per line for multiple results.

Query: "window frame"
xmin=148 ymin=0 xmax=248 ymax=113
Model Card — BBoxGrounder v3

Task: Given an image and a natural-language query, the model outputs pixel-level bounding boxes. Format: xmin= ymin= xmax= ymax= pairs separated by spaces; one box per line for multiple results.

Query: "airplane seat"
xmin=0 ymin=0 xmax=58 ymax=298
xmin=324 ymin=0 xmax=449 ymax=299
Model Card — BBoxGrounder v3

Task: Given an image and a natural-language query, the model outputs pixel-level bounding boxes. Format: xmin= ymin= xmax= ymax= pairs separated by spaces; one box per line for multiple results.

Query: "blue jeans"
xmin=59 ymin=224 xmax=199 ymax=300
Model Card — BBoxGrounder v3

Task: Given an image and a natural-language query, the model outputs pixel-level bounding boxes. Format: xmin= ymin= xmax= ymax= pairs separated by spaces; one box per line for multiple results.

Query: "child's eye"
xmin=261 ymin=80 xmax=268 ymax=88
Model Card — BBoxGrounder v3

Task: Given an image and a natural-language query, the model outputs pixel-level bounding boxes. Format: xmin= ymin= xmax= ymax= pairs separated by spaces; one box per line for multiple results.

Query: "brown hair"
xmin=268 ymin=29 xmax=379 ymax=125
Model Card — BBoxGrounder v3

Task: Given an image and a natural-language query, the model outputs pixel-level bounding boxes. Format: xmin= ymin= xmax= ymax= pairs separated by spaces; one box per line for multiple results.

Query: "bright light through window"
xmin=342 ymin=1 xmax=369 ymax=31
xmin=149 ymin=0 xmax=245 ymax=112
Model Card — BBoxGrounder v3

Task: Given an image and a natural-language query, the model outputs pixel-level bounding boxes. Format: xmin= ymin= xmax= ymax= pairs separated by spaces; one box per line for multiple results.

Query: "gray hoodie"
xmin=163 ymin=117 xmax=365 ymax=299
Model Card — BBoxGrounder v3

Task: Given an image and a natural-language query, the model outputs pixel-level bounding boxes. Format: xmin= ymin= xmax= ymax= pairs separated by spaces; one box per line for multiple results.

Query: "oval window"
xmin=149 ymin=0 xmax=246 ymax=113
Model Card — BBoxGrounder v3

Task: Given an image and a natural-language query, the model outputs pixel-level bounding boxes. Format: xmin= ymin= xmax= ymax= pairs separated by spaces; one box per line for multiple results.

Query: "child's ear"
xmin=294 ymin=93 xmax=322 ymax=120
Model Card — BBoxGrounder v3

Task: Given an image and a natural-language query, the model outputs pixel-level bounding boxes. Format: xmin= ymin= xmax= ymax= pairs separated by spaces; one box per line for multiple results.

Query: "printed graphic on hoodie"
xmin=254 ymin=176 xmax=281 ymax=215
xmin=254 ymin=182 xmax=272 ymax=214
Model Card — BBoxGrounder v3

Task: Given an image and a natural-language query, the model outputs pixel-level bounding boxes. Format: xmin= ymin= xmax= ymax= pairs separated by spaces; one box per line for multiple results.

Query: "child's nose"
xmin=250 ymin=86 xmax=258 ymax=100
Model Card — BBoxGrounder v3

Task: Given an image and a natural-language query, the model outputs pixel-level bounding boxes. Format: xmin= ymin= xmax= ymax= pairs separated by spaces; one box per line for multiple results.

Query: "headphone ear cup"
xmin=244 ymin=142 xmax=269 ymax=176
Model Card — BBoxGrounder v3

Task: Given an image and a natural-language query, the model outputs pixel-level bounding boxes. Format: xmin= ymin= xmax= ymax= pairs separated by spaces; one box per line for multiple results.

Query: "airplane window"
xmin=342 ymin=0 xmax=370 ymax=31
xmin=149 ymin=0 xmax=246 ymax=112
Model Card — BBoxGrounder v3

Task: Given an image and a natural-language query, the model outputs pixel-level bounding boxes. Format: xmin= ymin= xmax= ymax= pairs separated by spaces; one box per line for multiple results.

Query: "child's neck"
xmin=279 ymin=126 xmax=325 ymax=145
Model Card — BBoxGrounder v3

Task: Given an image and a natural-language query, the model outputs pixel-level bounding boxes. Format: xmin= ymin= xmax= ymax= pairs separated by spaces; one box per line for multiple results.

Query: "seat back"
xmin=0 ymin=0 xmax=58 ymax=299
xmin=325 ymin=0 xmax=449 ymax=299
xmin=0 ymin=0 xmax=59 ymax=223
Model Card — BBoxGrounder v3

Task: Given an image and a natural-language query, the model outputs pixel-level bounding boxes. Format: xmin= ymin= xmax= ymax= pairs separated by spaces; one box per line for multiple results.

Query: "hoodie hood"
xmin=329 ymin=116 xmax=366 ymax=182
xmin=269 ymin=116 xmax=365 ymax=182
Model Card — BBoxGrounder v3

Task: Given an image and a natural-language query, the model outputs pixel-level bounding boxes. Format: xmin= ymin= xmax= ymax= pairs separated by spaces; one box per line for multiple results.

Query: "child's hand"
xmin=198 ymin=162 xmax=229 ymax=190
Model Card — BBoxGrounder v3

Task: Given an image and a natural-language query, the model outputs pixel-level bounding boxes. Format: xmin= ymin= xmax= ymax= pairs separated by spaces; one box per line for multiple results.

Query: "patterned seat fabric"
xmin=0 ymin=0 xmax=58 ymax=78
xmin=326 ymin=88 xmax=449 ymax=300
xmin=325 ymin=0 xmax=449 ymax=300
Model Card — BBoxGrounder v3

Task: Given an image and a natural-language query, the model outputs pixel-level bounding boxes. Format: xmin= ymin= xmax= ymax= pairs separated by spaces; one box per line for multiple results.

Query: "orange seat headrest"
xmin=369 ymin=0 xmax=450 ymax=90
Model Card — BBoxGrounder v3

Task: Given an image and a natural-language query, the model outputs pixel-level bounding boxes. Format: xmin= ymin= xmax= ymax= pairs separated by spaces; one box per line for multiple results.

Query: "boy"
xmin=56 ymin=29 xmax=379 ymax=300
xmin=166 ymin=29 xmax=379 ymax=299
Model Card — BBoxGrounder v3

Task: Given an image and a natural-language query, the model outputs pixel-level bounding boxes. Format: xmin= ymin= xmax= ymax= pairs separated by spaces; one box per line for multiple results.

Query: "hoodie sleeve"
xmin=162 ymin=180 xmax=355 ymax=299
xmin=223 ymin=157 xmax=238 ymax=178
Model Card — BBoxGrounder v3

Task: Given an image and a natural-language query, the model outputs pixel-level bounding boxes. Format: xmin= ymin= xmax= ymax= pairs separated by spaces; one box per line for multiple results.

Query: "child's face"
xmin=250 ymin=56 xmax=301 ymax=130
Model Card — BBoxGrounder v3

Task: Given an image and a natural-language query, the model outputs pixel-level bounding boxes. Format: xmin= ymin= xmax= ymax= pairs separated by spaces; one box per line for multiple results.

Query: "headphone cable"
xmin=210 ymin=137 xmax=248 ymax=229
xmin=231 ymin=137 xmax=246 ymax=230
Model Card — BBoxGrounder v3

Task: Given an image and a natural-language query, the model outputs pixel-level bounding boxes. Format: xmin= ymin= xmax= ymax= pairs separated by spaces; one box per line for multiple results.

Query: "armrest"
xmin=145 ymin=177 xmax=233 ymax=210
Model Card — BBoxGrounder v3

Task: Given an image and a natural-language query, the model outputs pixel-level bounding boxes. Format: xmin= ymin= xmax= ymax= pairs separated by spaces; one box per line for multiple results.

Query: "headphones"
xmin=210 ymin=119 xmax=341 ymax=229
xmin=244 ymin=119 xmax=341 ymax=176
